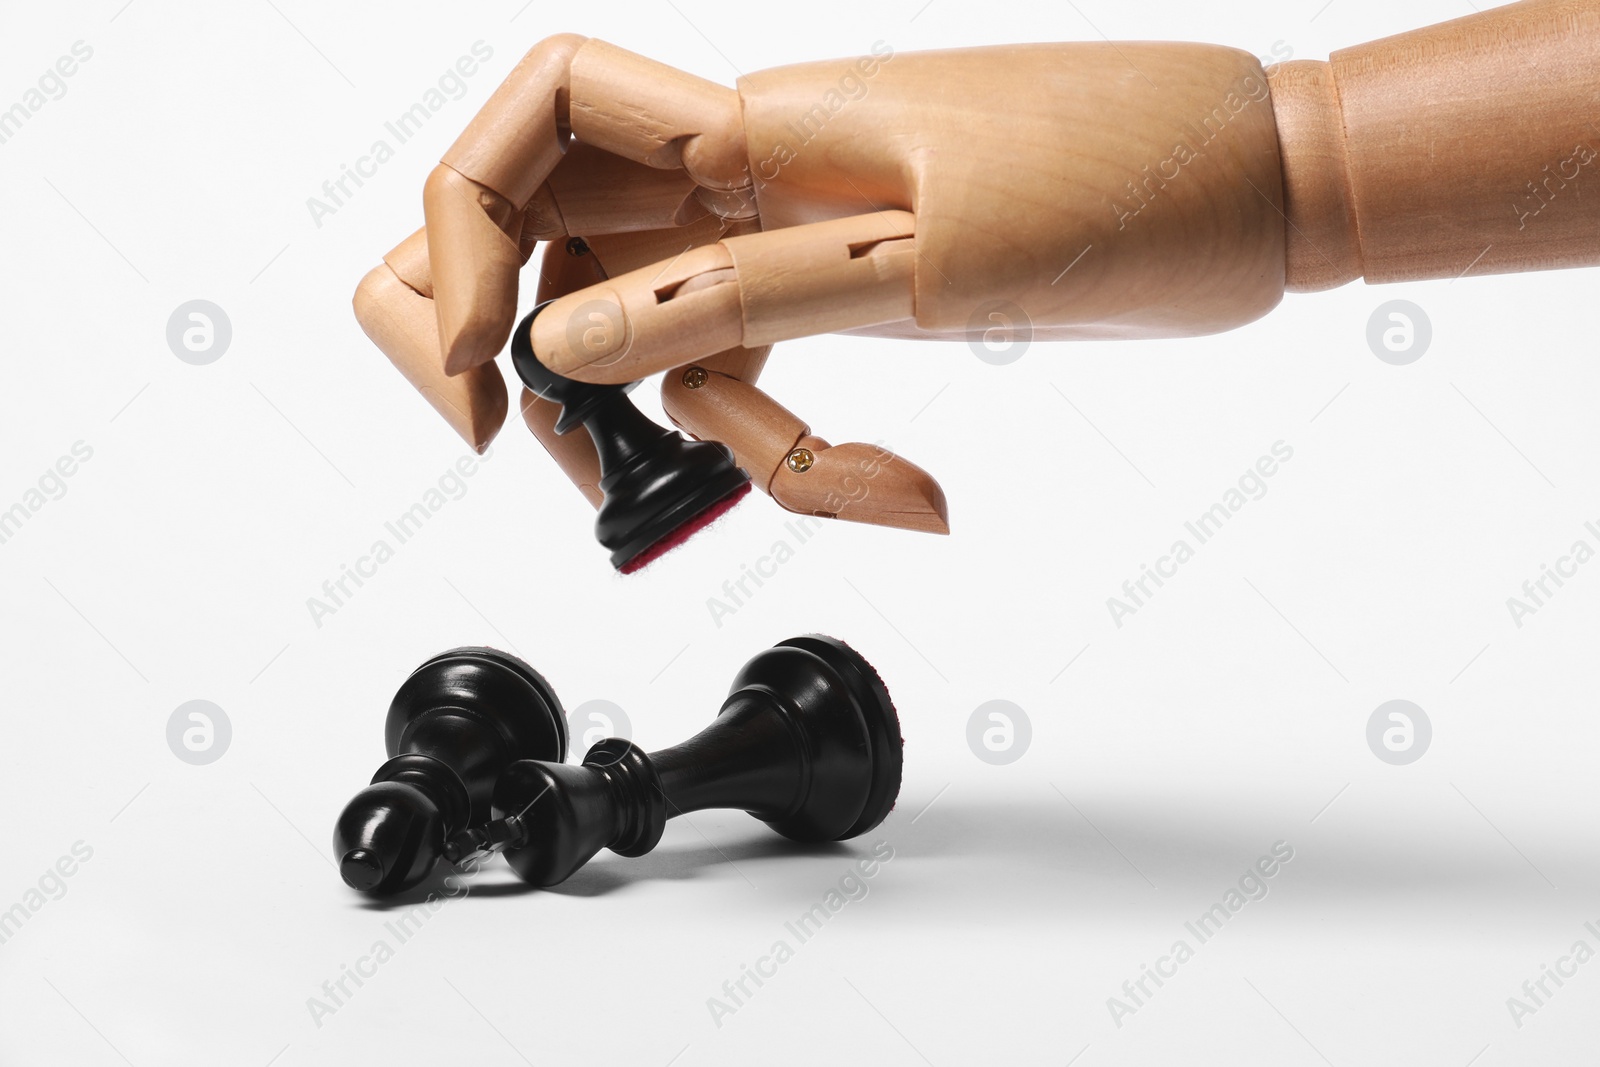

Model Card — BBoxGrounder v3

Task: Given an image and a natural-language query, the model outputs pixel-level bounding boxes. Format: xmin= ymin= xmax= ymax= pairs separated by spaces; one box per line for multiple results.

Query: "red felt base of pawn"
xmin=617 ymin=481 xmax=753 ymax=575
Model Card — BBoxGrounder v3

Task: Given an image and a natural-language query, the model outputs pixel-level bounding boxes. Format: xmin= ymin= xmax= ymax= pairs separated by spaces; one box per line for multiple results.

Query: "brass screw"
xmin=786 ymin=448 xmax=815 ymax=473
xmin=566 ymin=237 xmax=590 ymax=257
xmin=681 ymin=366 xmax=709 ymax=389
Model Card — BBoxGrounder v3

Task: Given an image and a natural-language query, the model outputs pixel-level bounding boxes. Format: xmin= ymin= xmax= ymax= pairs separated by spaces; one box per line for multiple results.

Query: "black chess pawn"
xmin=510 ymin=299 xmax=751 ymax=573
xmin=331 ymin=648 xmax=567 ymax=896
xmin=443 ymin=635 xmax=903 ymax=888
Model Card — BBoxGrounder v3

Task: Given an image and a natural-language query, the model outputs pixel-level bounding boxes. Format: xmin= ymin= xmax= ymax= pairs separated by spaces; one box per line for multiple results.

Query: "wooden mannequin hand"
xmin=355 ymin=3 xmax=1600 ymax=533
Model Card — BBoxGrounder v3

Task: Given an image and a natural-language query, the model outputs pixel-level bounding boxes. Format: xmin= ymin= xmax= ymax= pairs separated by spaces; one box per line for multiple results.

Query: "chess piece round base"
xmin=740 ymin=635 xmax=905 ymax=842
xmin=383 ymin=647 xmax=569 ymax=795
xmin=595 ymin=436 xmax=749 ymax=572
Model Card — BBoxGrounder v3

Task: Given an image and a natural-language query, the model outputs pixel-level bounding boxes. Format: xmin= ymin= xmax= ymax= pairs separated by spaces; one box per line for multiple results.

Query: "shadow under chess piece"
xmin=510 ymin=300 xmax=751 ymax=573
xmin=332 ymin=647 xmax=567 ymax=896
xmin=443 ymin=635 xmax=903 ymax=888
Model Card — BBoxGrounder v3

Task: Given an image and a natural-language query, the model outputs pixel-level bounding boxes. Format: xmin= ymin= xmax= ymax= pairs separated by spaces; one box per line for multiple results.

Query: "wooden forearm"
xmin=1272 ymin=0 xmax=1600 ymax=290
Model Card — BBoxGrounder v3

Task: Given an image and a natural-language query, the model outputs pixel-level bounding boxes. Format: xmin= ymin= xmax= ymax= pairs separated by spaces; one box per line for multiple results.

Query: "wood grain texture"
xmin=354 ymin=229 xmax=508 ymax=452
xmin=540 ymin=141 xmax=702 ymax=238
xmin=739 ymin=42 xmax=1287 ymax=339
xmin=443 ymin=33 xmax=584 ymax=207
xmin=724 ymin=212 xmax=916 ymax=346
xmin=1267 ymin=60 xmax=1363 ymax=291
xmin=662 ymin=369 xmax=807 ymax=495
xmin=1328 ymin=0 xmax=1600 ymax=283
xmin=567 ymin=39 xmax=750 ymax=193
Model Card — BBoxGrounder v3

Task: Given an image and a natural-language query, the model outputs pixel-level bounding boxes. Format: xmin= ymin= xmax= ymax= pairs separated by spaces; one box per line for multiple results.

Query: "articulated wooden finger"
xmin=444 ymin=34 xmax=584 ymax=209
xmin=692 ymin=345 xmax=770 ymax=383
xmin=425 ymin=164 xmax=529 ymax=376
xmin=662 ymin=369 xmax=948 ymax=534
xmin=353 ymin=227 xmax=507 ymax=453
xmin=355 ymin=150 xmax=692 ymax=447
xmin=444 ymin=35 xmax=750 ymax=209
xmin=520 ymin=388 xmax=602 ymax=508
xmin=567 ymin=40 xmax=751 ymax=198
xmin=582 ymin=212 xmax=760 ymax=277
xmin=517 ymin=239 xmax=610 ymax=504
xmin=578 ymin=217 xmax=775 ymax=382
xmin=662 ymin=369 xmax=805 ymax=492
xmin=727 ymin=212 xmax=915 ymax=346
xmin=774 ymin=437 xmax=948 ymax=535
xmin=523 ymin=141 xmax=705 ymax=243
xmin=532 ymin=211 xmax=916 ymax=383
xmin=430 ymin=35 xmax=754 ymax=378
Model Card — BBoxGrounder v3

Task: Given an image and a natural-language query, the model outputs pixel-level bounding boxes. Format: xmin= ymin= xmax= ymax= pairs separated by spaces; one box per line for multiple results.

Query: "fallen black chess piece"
xmin=333 ymin=635 xmax=902 ymax=896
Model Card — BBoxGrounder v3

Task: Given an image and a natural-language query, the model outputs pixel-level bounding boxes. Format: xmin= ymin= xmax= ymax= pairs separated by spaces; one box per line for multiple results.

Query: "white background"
xmin=2 ymin=0 xmax=1597 ymax=1063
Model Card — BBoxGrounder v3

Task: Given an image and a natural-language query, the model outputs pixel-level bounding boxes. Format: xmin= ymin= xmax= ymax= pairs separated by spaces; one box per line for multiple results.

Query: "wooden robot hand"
xmin=355 ymin=2 xmax=1600 ymax=532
